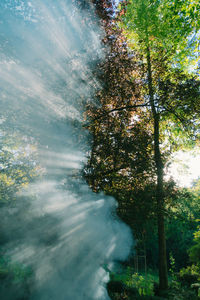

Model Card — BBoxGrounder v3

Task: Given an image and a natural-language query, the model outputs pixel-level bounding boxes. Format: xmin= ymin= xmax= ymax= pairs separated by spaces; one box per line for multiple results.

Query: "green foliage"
xmin=0 ymin=255 xmax=33 ymax=299
xmin=169 ymin=253 xmax=176 ymax=280
xmin=188 ymin=222 xmax=200 ymax=264
xmin=121 ymin=0 xmax=200 ymax=71
xmin=110 ymin=267 xmax=157 ymax=297
xmin=109 ymin=267 xmax=200 ymax=300
xmin=177 ymin=222 xmax=200 ymax=298
xmin=179 ymin=265 xmax=200 ymax=286
xmin=119 ymin=0 xmax=200 ymax=143
xmin=0 ymin=133 xmax=40 ymax=205
xmin=0 ymin=257 xmax=32 ymax=283
xmin=164 ymin=187 xmax=200 ymax=270
xmin=131 ymin=273 xmax=154 ymax=296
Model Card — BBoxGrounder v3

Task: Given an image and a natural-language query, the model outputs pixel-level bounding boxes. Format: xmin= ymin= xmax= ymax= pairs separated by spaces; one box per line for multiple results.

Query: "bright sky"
xmin=166 ymin=149 xmax=200 ymax=188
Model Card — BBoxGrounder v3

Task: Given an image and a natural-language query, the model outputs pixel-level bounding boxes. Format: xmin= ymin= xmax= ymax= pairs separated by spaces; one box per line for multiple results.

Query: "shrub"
xmin=179 ymin=265 xmax=200 ymax=287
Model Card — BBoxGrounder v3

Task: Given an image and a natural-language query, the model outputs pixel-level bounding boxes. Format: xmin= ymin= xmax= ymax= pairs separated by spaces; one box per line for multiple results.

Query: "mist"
xmin=0 ymin=1 xmax=132 ymax=299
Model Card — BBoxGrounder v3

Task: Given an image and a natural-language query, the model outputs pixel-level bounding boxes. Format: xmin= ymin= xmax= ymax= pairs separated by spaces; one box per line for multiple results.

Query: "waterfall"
xmin=0 ymin=1 xmax=132 ymax=299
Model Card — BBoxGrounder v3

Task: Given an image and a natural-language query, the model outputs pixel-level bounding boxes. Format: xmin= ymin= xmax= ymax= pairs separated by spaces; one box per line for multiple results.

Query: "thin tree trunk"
xmin=146 ymin=46 xmax=168 ymax=291
xmin=154 ymin=113 xmax=168 ymax=291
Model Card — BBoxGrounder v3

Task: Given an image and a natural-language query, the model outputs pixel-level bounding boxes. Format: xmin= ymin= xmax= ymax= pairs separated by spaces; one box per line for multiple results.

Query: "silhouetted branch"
xmin=83 ymin=102 xmax=149 ymax=127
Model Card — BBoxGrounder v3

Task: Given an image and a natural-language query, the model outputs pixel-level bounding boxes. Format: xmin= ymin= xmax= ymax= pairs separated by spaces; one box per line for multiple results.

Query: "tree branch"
xmin=83 ymin=103 xmax=149 ymax=127
xmin=163 ymin=104 xmax=186 ymax=124
xmin=105 ymin=103 xmax=149 ymax=114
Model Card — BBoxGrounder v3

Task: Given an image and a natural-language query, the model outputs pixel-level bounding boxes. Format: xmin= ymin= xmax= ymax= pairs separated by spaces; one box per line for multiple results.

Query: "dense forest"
xmin=0 ymin=0 xmax=200 ymax=299
xmin=85 ymin=0 xmax=200 ymax=299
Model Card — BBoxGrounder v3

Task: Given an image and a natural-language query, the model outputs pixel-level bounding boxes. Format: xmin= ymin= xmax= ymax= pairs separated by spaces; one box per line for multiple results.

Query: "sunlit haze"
xmin=167 ymin=150 xmax=200 ymax=188
xmin=0 ymin=1 xmax=132 ymax=299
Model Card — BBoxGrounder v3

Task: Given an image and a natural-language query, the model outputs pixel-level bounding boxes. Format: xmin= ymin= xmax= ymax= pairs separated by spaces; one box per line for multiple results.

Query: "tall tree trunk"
xmin=146 ymin=46 xmax=168 ymax=291
xmin=154 ymin=113 xmax=168 ymax=291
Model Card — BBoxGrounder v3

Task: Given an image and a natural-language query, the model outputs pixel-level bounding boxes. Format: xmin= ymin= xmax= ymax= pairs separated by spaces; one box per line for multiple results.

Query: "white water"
xmin=0 ymin=1 xmax=132 ymax=299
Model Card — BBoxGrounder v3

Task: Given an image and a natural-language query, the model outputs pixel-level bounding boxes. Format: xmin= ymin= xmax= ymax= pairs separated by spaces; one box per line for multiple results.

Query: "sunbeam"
xmin=0 ymin=1 xmax=132 ymax=299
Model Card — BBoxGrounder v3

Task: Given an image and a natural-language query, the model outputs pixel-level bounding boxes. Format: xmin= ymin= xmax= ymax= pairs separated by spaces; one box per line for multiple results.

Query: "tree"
xmin=119 ymin=0 xmax=200 ymax=291
xmin=85 ymin=0 xmax=157 ymax=222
